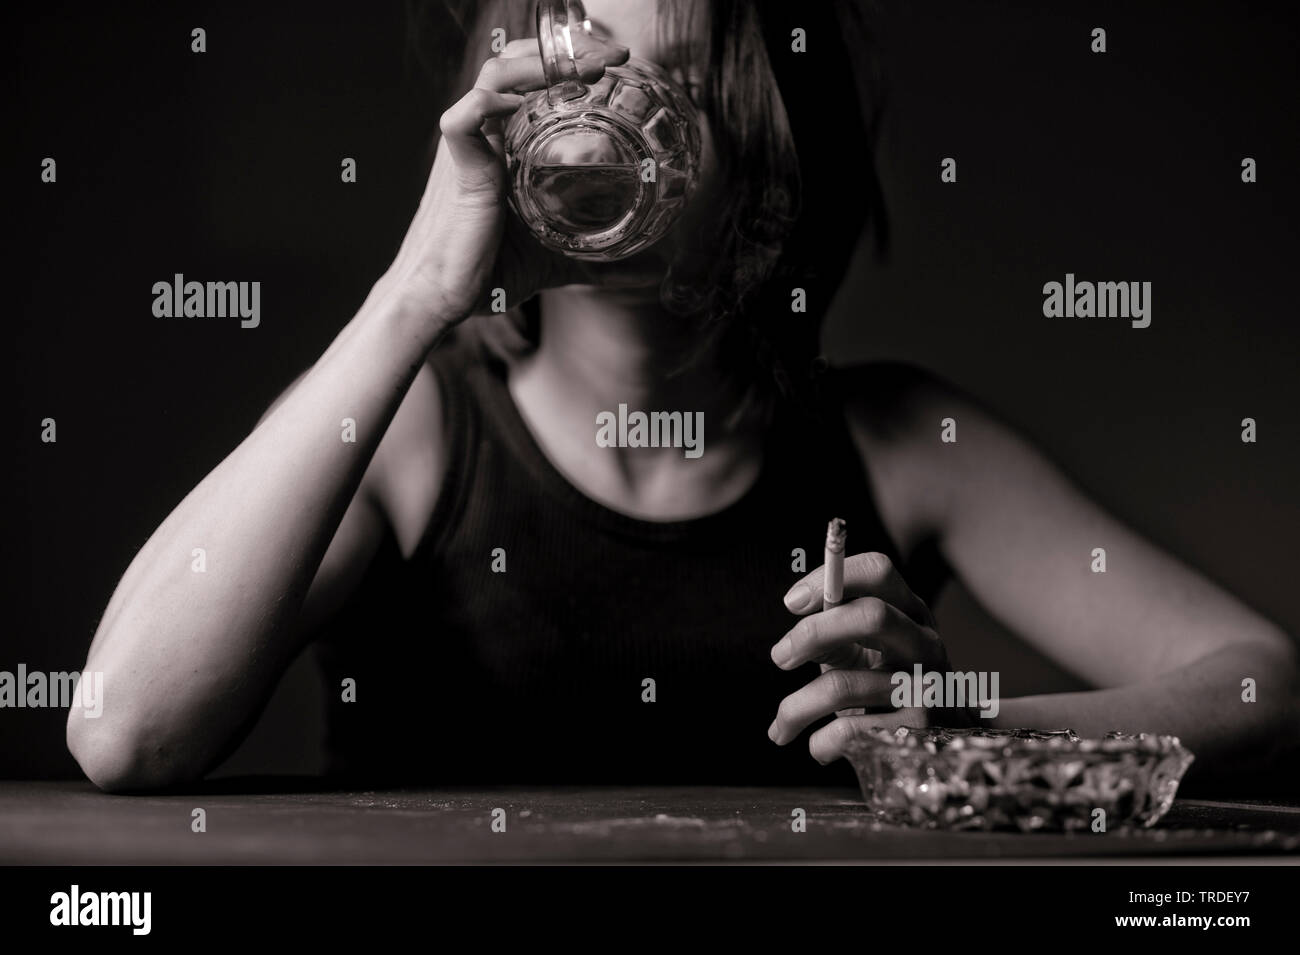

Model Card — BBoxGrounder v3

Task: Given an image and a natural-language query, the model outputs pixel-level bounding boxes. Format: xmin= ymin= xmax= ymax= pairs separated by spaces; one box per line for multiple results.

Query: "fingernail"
xmin=771 ymin=637 xmax=793 ymax=667
xmin=767 ymin=720 xmax=781 ymax=743
xmin=579 ymin=43 xmax=628 ymax=62
xmin=783 ymin=583 xmax=811 ymax=612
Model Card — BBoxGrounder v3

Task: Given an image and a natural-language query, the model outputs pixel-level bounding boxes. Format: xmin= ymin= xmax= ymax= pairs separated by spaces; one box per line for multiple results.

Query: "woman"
xmin=67 ymin=0 xmax=1297 ymax=791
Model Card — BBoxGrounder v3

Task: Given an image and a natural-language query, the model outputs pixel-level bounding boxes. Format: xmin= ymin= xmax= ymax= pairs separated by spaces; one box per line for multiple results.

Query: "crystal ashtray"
xmin=843 ymin=727 xmax=1194 ymax=832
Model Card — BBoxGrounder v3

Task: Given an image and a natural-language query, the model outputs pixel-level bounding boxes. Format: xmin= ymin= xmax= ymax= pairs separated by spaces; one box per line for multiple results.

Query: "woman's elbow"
xmin=66 ymin=706 xmax=193 ymax=794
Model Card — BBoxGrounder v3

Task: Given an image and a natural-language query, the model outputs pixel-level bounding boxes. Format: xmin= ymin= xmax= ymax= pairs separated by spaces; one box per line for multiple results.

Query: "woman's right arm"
xmin=66 ymin=279 xmax=442 ymax=792
xmin=66 ymin=39 xmax=627 ymax=792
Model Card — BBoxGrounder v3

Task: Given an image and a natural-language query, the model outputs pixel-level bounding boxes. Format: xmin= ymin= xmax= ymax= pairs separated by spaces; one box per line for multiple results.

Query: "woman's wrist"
xmin=365 ymin=271 xmax=462 ymax=355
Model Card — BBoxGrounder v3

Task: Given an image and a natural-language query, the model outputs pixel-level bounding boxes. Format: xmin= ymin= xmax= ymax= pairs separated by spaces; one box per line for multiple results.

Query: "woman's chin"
xmin=567 ymin=249 xmax=668 ymax=294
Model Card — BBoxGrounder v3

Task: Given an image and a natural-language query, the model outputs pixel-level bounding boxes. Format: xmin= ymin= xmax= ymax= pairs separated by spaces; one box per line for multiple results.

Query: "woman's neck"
xmin=530 ymin=286 xmax=739 ymax=412
xmin=506 ymin=285 xmax=764 ymax=520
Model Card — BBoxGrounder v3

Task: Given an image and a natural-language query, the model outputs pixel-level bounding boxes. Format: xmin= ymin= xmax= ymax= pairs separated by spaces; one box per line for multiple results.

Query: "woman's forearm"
xmin=988 ymin=641 xmax=1300 ymax=780
xmin=68 ymin=277 xmax=443 ymax=791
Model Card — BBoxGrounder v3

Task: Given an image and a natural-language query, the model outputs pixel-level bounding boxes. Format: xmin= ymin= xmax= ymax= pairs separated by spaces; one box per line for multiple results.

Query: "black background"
xmin=7 ymin=0 xmax=1298 ymax=779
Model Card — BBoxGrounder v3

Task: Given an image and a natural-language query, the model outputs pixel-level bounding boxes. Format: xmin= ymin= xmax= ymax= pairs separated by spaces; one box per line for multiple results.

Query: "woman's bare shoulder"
xmin=832 ymin=360 xmax=966 ymax=554
xmin=833 ymin=360 xmax=951 ymax=438
xmin=834 ymin=360 xmax=1080 ymax=558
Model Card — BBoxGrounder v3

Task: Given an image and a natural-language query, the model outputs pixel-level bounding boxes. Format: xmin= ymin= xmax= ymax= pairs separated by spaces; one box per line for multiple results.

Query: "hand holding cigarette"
xmin=766 ymin=520 xmax=971 ymax=766
xmin=818 ymin=519 xmax=867 ymax=714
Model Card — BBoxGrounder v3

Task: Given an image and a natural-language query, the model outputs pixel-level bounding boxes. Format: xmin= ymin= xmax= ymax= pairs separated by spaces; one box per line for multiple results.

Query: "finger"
xmin=497 ymin=38 xmax=540 ymax=59
xmin=808 ymin=712 xmax=922 ymax=765
xmin=488 ymin=43 xmax=541 ymax=142
xmin=474 ymin=41 xmax=629 ymax=93
xmin=767 ymin=669 xmax=896 ymax=745
xmin=485 ymin=41 xmax=543 ymax=149
xmin=439 ymin=88 xmax=526 ymax=170
xmin=771 ymin=596 xmax=941 ymax=670
xmin=783 ymin=551 xmax=933 ymax=625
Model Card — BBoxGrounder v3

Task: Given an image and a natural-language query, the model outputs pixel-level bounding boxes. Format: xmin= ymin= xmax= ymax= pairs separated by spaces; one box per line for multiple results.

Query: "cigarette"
xmin=823 ymin=518 xmax=846 ymax=611
xmin=823 ymin=517 xmax=864 ymax=712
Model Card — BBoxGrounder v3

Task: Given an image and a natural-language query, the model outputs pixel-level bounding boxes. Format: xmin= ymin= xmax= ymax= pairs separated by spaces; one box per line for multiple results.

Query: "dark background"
xmin=8 ymin=0 xmax=1297 ymax=779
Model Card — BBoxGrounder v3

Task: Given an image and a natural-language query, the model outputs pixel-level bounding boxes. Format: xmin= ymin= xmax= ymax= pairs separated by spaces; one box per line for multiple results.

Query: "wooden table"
xmin=2 ymin=780 xmax=1298 ymax=864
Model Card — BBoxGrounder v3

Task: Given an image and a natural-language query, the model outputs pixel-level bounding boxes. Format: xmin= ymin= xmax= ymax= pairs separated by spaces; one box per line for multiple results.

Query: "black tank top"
xmin=314 ymin=333 xmax=951 ymax=786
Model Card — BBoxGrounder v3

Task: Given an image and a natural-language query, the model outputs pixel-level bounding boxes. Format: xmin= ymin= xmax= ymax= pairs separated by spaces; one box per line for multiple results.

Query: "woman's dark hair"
xmin=406 ymin=0 xmax=887 ymax=421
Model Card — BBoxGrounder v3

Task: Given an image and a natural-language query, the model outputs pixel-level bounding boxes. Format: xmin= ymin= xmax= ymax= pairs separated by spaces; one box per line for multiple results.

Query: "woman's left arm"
xmin=841 ymin=364 xmax=1300 ymax=780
